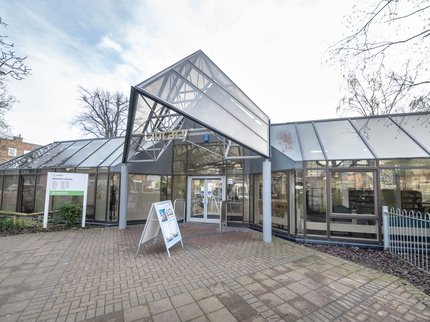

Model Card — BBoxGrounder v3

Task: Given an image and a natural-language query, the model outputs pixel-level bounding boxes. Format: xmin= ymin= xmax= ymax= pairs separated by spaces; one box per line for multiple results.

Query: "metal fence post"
xmin=383 ymin=206 xmax=390 ymax=250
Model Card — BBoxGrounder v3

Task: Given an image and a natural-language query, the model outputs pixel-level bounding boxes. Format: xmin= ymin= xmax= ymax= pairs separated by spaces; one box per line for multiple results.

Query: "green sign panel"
xmin=49 ymin=190 xmax=85 ymax=196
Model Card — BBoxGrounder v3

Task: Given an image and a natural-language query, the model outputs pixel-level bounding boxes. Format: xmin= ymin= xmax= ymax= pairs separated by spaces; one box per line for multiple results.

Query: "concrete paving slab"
xmin=0 ymin=223 xmax=429 ymax=321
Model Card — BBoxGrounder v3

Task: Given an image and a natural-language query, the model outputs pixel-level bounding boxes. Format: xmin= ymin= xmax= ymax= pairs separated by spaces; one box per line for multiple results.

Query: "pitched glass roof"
xmin=272 ymin=112 xmax=430 ymax=161
xmin=125 ymin=50 xmax=270 ymax=161
xmin=0 ymin=138 xmax=124 ymax=170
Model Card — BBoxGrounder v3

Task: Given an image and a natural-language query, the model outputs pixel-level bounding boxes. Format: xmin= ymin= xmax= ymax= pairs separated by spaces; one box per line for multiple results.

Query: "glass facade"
xmin=0 ymin=138 xmax=125 ymax=222
xmin=0 ymin=48 xmax=429 ymax=248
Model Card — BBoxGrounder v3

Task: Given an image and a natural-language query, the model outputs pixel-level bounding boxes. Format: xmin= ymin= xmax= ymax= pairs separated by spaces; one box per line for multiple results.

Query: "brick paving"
xmin=0 ymin=223 xmax=429 ymax=321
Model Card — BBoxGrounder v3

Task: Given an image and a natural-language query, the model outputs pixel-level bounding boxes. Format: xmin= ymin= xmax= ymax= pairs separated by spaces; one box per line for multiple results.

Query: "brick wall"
xmin=0 ymin=136 xmax=41 ymax=164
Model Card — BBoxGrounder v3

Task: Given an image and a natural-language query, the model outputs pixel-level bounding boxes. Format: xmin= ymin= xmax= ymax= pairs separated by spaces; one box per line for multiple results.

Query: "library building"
xmin=0 ymin=50 xmax=429 ymax=247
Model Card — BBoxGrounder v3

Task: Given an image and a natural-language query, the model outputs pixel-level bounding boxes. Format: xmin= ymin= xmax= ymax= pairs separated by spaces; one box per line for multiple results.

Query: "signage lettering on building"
xmin=144 ymin=129 xmax=188 ymax=141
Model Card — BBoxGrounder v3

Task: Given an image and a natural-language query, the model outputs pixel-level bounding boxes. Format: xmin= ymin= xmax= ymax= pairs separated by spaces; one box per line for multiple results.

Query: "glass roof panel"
xmin=100 ymin=142 xmax=124 ymax=167
xmin=137 ymin=72 xmax=268 ymax=156
xmin=270 ymin=124 xmax=302 ymax=161
xmin=133 ymin=50 xmax=269 ymax=157
xmin=174 ymin=61 xmax=267 ymax=139
xmin=24 ymin=142 xmax=74 ymax=168
xmin=41 ymin=140 xmax=91 ymax=168
xmin=188 ymin=54 xmax=268 ymax=121
xmin=79 ymin=138 xmax=124 ymax=167
xmin=60 ymin=139 xmax=108 ymax=167
xmin=391 ymin=114 xmax=430 ymax=153
xmin=0 ymin=143 xmax=58 ymax=169
xmin=315 ymin=120 xmax=374 ymax=160
xmin=296 ymin=123 xmax=324 ymax=160
xmin=351 ymin=117 xmax=428 ymax=158
xmin=132 ymin=93 xmax=154 ymax=134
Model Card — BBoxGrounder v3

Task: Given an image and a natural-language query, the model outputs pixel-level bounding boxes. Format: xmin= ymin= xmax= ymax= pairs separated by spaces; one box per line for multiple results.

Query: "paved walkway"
xmin=0 ymin=223 xmax=429 ymax=322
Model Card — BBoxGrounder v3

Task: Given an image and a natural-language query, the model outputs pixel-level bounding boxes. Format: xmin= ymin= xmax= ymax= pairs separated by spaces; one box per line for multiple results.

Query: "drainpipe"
xmin=119 ymin=163 xmax=128 ymax=229
xmin=263 ymin=159 xmax=272 ymax=243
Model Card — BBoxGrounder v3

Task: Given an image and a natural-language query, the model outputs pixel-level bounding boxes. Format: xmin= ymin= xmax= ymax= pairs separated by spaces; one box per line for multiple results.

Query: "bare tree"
xmin=331 ymin=0 xmax=430 ymax=115
xmin=0 ymin=17 xmax=30 ymax=137
xmin=338 ymin=63 xmax=430 ymax=116
xmin=0 ymin=79 xmax=16 ymax=136
xmin=1 ymin=17 xmax=30 ymax=80
xmin=74 ymin=87 xmax=129 ymax=138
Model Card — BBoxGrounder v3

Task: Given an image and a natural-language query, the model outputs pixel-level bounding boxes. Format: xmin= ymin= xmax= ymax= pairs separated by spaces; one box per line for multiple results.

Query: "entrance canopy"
xmin=123 ymin=50 xmax=270 ymax=163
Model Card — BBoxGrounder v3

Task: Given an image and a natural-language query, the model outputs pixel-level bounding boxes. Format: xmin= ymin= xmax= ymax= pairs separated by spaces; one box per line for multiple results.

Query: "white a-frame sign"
xmin=136 ymin=200 xmax=183 ymax=257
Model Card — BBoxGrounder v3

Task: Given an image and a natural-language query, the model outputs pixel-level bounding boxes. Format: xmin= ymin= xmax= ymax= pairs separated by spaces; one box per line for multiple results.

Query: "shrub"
xmin=0 ymin=217 xmax=15 ymax=230
xmin=56 ymin=202 xmax=82 ymax=227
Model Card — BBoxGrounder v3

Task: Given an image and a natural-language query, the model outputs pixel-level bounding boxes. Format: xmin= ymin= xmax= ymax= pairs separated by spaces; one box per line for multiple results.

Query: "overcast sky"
xmin=2 ymin=0 xmax=356 ymax=145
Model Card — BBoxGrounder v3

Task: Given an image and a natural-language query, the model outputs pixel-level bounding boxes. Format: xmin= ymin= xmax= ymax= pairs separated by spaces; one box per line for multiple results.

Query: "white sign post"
xmin=43 ymin=172 xmax=89 ymax=229
xmin=136 ymin=200 xmax=183 ymax=257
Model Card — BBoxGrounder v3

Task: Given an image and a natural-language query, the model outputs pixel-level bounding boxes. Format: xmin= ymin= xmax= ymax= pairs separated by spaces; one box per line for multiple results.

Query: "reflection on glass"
xmin=226 ymin=175 xmax=245 ymax=222
xmin=191 ymin=179 xmax=205 ymax=219
xmin=305 ymin=170 xmax=326 ymax=236
xmin=188 ymin=144 xmax=223 ymax=175
xmin=296 ymin=123 xmax=324 ymax=160
xmin=330 ymin=218 xmax=378 ymax=239
xmin=253 ymin=175 xmax=263 ymax=225
xmin=173 ymin=145 xmax=187 ymax=175
xmin=295 ymin=171 xmax=304 ymax=235
xmin=272 ymin=173 xmax=288 ymax=230
xmin=315 ymin=120 xmax=373 ymax=160
xmin=380 ymin=169 xmax=400 ymax=209
xmin=128 ymin=175 xmax=161 ymax=220
xmin=331 ymin=171 xmax=375 ymax=215
xmin=352 ymin=117 xmax=427 ymax=158
xmin=21 ymin=175 xmax=35 ymax=213
xmin=95 ymin=173 xmax=108 ymax=221
xmin=392 ymin=114 xmax=430 ymax=152
xmin=108 ymin=173 xmax=120 ymax=222
xmin=328 ymin=160 xmax=376 ymax=168
xmin=400 ymin=169 xmax=430 ymax=213
xmin=2 ymin=175 xmax=18 ymax=211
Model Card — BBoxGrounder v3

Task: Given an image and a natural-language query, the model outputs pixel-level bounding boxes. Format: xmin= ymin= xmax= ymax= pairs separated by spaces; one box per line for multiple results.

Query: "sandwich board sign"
xmin=136 ymin=200 xmax=183 ymax=257
xmin=43 ymin=172 xmax=89 ymax=229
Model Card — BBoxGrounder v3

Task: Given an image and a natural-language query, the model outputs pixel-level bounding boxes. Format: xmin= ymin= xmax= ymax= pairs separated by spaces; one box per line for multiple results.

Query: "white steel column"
xmin=119 ymin=163 xmax=128 ymax=229
xmin=263 ymin=159 xmax=272 ymax=243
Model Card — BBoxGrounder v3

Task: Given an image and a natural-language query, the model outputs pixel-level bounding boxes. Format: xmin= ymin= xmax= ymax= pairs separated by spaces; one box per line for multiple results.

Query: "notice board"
xmin=136 ymin=200 xmax=183 ymax=257
xmin=43 ymin=172 xmax=89 ymax=229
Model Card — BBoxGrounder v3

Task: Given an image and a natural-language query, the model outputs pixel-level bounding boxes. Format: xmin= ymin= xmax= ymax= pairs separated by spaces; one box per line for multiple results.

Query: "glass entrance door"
xmin=188 ymin=177 xmax=225 ymax=223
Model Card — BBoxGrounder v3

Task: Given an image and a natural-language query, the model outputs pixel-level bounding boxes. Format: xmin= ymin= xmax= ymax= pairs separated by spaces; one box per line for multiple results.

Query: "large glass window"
xmin=401 ymin=169 xmax=430 ymax=213
xmin=226 ymin=161 xmax=245 ymax=222
xmin=34 ymin=172 xmax=47 ymax=212
xmin=252 ymin=173 xmax=288 ymax=231
xmin=272 ymin=173 xmax=288 ymax=230
xmin=95 ymin=173 xmax=108 ymax=221
xmin=305 ymin=170 xmax=327 ymax=236
xmin=128 ymin=175 xmax=162 ymax=220
xmin=295 ymin=172 xmax=304 ymax=235
xmin=253 ymin=175 xmax=263 ymax=225
xmin=187 ymin=144 xmax=224 ymax=175
xmin=108 ymin=173 xmax=120 ymax=222
xmin=380 ymin=169 xmax=400 ymax=209
xmin=20 ymin=175 xmax=36 ymax=213
xmin=2 ymin=174 xmax=19 ymax=211
xmin=173 ymin=145 xmax=187 ymax=175
xmin=330 ymin=171 xmax=377 ymax=240
xmin=331 ymin=171 xmax=375 ymax=215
